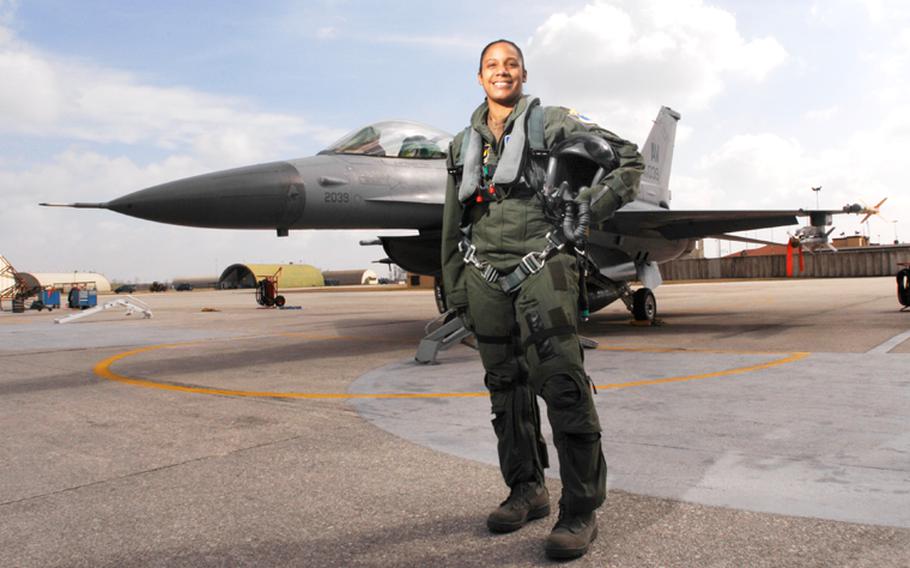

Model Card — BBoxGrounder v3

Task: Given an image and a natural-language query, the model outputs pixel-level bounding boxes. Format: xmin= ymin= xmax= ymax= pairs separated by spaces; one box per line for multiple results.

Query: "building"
xmin=832 ymin=235 xmax=870 ymax=248
xmin=664 ymin=243 xmax=910 ymax=280
xmin=218 ymin=263 xmax=323 ymax=289
xmin=169 ymin=276 xmax=220 ymax=289
xmin=321 ymin=269 xmax=379 ymax=286
xmin=405 ymin=273 xmax=435 ymax=289
xmin=16 ymin=272 xmax=112 ymax=293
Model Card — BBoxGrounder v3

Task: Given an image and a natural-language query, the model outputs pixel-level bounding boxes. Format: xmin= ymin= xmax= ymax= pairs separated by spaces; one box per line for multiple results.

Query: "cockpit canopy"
xmin=320 ymin=120 xmax=452 ymax=159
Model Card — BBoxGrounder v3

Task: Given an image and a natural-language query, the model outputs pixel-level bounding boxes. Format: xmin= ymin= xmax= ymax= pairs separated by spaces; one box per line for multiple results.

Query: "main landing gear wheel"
xmin=897 ymin=268 xmax=910 ymax=309
xmin=632 ymin=287 xmax=657 ymax=322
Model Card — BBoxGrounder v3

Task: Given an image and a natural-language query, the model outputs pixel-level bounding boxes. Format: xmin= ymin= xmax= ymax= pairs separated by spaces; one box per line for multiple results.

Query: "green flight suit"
xmin=441 ymin=95 xmax=643 ymax=513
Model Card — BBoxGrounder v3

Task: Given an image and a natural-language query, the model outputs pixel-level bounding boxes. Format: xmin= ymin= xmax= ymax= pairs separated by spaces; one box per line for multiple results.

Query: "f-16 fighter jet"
xmin=42 ymin=107 xmax=867 ymax=322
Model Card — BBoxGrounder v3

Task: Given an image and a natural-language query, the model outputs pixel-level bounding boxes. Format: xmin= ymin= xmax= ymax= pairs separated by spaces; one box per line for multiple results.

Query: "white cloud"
xmin=511 ymin=1 xmax=907 ymax=250
xmin=803 ymin=106 xmax=840 ymax=121
xmin=525 ymin=0 xmax=788 ymax=132
xmin=0 ymin=15 xmax=359 ymax=281
xmin=0 ymin=26 xmax=333 ymax=170
xmin=673 ymin=114 xmax=908 ymax=246
xmin=810 ymin=0 xmax=910 ymax=27
xmin=850 ymin=0 xmax=910 ymax=23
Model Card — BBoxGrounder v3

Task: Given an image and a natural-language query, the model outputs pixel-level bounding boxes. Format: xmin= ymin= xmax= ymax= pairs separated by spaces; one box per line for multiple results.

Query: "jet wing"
xmin=604 ymin=208 xmax=848 ymax=240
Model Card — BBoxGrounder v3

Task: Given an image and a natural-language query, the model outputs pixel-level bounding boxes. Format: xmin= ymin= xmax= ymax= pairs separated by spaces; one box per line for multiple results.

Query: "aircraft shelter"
xmin=218 ymin=263 xmax=323 ymax=289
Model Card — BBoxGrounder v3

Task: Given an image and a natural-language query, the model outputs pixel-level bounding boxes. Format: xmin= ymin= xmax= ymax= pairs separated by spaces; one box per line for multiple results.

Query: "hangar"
xmin=16 ymin=272 xmax=111 ymax=293
xmin=321 ymin=269 xmax=380 ymax=286
xmin=218 ymin=263 xmax=323 ymax=289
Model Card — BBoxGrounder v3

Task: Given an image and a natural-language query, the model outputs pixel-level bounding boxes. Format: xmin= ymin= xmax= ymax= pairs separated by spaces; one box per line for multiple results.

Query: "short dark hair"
xmin=478 ymin=39 xmax=525 ymax=73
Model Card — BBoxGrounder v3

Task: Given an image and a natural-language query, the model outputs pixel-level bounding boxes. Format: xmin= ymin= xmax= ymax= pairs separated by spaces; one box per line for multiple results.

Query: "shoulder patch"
xmin=568 ymin=108 xmax=596 ymax=125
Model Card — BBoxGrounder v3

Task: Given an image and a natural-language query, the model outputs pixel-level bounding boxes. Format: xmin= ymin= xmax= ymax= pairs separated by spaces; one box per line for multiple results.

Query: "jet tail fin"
xmin=638 ymin=106 xmax=680 ymax=208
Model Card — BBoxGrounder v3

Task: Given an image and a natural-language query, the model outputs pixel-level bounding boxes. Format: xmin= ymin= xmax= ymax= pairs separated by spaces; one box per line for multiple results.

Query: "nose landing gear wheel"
xmin=632 ymin=287 xmax=657 ymax=322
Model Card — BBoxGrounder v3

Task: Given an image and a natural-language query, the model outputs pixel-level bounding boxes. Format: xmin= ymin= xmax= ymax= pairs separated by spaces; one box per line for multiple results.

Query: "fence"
xmin=660 ymin=245 xmax=910 ymax=280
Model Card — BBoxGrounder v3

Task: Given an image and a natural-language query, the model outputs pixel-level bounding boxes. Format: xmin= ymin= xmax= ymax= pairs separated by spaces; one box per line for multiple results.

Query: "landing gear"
xmin=614 ymin=283 xmax=658 ymax=324
xmin=631 ymin=287 xmax=657 ymax=323
xmin=898 ymin=267 xmax=910 ymax=311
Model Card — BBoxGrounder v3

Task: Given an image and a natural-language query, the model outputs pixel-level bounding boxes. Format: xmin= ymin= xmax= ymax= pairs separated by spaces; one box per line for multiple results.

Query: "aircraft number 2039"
xmin=324 ymin=191 xmax=351 ymax=204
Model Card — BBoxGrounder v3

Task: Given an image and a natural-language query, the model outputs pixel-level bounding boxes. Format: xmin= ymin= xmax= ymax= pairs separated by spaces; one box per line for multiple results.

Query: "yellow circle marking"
xmin=94 ymin=337 xmax=810 ymax=400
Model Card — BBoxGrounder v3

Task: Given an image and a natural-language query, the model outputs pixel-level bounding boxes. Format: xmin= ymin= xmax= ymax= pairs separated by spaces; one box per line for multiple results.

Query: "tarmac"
xmin=1 ymin=277 xmax=908 ymax=567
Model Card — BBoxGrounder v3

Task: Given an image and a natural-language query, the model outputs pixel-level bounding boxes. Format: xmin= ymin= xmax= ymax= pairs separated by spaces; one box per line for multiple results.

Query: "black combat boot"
xmin=544 ymin=505 xmax=598 ymax=560
xmin=486 ymin=481 xmax=550 ymax=533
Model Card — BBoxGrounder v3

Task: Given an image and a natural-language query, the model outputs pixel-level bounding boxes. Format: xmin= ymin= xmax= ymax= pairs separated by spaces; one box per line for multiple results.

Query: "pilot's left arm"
xmin=544 ymin=107 xmax=644 ymax=223
xmin=441 ymin=137 xmax=468 ymax=311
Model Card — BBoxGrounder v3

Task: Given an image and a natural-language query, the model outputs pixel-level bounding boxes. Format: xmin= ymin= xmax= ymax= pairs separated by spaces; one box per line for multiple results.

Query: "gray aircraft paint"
xmin=41 ymin=109 xmax=859 ymax=314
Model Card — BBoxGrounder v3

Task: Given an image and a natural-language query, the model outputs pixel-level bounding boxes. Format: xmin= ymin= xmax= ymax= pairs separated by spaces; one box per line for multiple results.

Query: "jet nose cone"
xmin=108 ymin=161 xmax=305 ymax=229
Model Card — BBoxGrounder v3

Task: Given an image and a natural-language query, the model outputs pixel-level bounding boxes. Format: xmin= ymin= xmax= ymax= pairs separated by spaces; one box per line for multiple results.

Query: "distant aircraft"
xmin=41 ymin=107 xmax=867 ymax=322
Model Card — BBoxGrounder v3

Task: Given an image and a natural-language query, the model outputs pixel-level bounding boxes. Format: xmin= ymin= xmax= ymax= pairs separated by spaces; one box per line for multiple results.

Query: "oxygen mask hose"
xmin=563 ymin=185 xmax=591 ymax=245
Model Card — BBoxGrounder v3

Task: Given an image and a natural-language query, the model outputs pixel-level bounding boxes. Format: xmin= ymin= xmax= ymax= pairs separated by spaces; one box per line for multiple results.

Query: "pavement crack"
xmin=0 ymin=433 xmax=307 ymax=509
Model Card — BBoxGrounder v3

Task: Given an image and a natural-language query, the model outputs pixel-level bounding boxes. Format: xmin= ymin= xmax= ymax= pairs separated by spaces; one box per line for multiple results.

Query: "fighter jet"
xmin=41 ymin=107 xmax=866 ymax=322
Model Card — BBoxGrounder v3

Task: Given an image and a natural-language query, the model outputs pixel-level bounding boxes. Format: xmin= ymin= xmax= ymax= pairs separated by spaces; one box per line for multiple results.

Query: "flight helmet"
xmin=543 ymin=133 xmax=618 ymax=198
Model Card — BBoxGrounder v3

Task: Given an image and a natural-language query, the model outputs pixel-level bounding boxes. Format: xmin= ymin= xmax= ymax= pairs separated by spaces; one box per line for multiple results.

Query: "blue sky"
xmin=1 ymin=0 xmax=908 ymax=281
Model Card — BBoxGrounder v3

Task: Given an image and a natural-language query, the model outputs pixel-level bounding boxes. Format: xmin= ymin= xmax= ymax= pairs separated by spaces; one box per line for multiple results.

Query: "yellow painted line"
xmin=595 ymin=346 xmax=795 ymax=355
xmin=94 ymin=343 xmax=488 ymax=399
xmin=594 ymin=351 xmax=809 ymax=390
xmin=94 ymin=338 xmax=810 ymax=400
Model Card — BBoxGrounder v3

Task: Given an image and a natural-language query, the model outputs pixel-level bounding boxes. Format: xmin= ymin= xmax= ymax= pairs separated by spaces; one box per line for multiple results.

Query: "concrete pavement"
xmin=1 ymin=278 xmax=908 ymax=567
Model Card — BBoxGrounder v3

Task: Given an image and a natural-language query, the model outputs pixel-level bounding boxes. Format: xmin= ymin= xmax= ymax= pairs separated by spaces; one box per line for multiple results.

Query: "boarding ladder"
xmin=414 ymin=310 xmax=474 ymax=364
xmin=0 ymin=255 xmax=22 ymax=311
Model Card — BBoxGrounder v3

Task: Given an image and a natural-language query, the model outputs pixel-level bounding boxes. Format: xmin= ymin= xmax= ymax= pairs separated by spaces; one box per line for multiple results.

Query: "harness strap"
xmin=462 ymin=232 xmax=567 ymax=295
xmin=445 ymin=143 xmax=461 ymax=176
xmin=523 ymin=325 xmax=577 ymax=351
xmin=498 ymin=252 xmax=545 ymax=294
xmin=528 ymin=105 xmax=547 ymax=157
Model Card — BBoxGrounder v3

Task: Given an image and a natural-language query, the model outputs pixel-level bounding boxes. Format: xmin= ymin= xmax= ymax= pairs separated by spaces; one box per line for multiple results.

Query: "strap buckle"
xmin=519 ymin=252 xmax=544 ymax=276
xmin=545 ymin=231 xmax=566 ymax=252
xmin=482 ymin=265 xmax=500 ymax=283
xmin=462 ymin=244 xmax=479 ymax=267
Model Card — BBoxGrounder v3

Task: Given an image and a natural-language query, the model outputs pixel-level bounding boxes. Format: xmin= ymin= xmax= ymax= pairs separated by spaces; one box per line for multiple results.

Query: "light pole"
xmin=811 ymin=186 xmax=822 ymax=209
xmin=894 ymin=220 xmax=899 ymax=244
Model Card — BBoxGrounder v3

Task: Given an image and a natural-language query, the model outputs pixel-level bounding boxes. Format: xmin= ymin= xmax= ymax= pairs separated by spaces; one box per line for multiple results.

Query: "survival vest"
xmin=449 ymin=99 xmax=572 ymax=295
xmin=450 ymin=98 xmax=548 ymax=203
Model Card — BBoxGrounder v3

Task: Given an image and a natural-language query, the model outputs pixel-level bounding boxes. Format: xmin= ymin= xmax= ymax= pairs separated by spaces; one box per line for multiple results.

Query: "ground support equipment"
xmin=55 ymin=296 xmax=153 ymax=324
xmin=415 ymin=311 xmax=474 ymax=364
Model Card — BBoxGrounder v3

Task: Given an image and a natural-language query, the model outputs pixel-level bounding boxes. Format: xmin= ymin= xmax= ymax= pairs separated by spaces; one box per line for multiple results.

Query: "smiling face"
xmin=477 ymin=41 xmax=526 ymax=107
